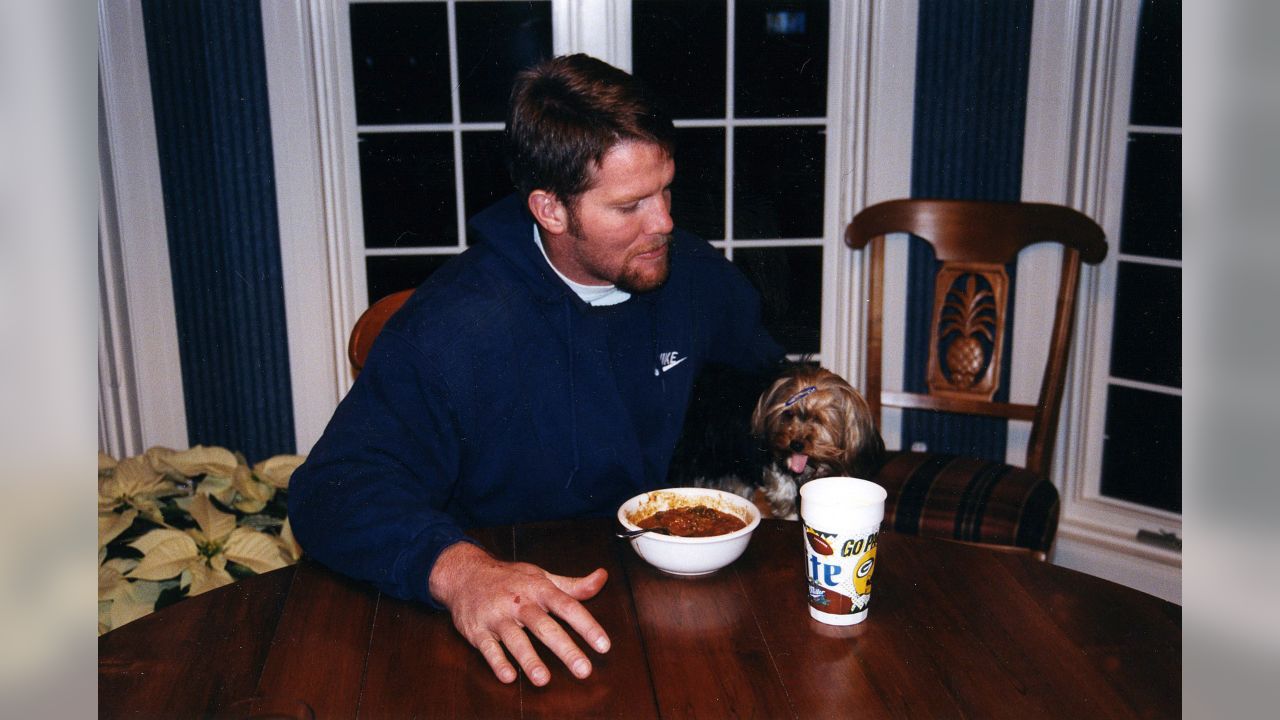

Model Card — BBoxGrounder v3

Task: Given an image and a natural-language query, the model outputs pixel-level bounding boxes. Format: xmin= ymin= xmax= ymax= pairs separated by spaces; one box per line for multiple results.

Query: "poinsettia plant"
xmin=97 ymin=446 xmax=305 ymax=635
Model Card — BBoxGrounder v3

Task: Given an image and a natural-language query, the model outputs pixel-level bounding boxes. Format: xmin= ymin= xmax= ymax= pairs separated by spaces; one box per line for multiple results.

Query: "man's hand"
xmin=428 ymin=541 xmax=611 ymax=686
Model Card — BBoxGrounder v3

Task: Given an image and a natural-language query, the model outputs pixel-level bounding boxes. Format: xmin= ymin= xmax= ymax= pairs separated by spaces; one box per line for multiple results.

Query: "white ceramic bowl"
xmin=617 ymin=488 xmax=761 ymax=576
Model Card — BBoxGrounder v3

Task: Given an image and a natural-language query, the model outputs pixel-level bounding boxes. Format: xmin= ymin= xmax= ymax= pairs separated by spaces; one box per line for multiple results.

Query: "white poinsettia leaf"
xmin=189 ymin=493 xmax=236 ymax=541
xmin=113 ymin=456 xmax=175 ymax=496
xmin=233 ymin=496 xmax=269 ymax=515
xmin=136 ymin=500 xmax=169 ymax=526
xmin=170 ymin=494 xmax=194 ymax=513
xmin=128 ymin=528 xmax=189 ymax=555
xmin=98 ymin=494 xmax=121 ymax=513
xmin=187 ymin=561 xmax=234 ymax=596
xmin=253 ymin=455 xmax=306 ymax=490
xmin=232 ymin=465 xmax=273 ymax=513
xmin=99 ymin=561 xmax=129 ymax=601
xmin=157 ymin=445 xmax=239 ymax=478
xmin=278 ymin=518 xmax=302 ymax=562
xmin=142 ymin=446 xmax=181 ymax=472
xmin=99 ymin=601 xmax=113 ymax=636
xmin=107 ymin=556 xmax=139 ymax=572
xmin=195 ymin=473 xmax=237 ymax=506
xmin=225 ymin=527 xmax=288 ymax=574
xmin=108 ymin=579 xmax=167 ymax=631
xmin=98 ymin=452 xmax=118 ymax=474
xmin=98 ymin=508 xmax=139 ymax=549
xmin=127 ymin=530 xmax=198 ymax=581
xmin=98 ymin=490 xmax=117 ymax=510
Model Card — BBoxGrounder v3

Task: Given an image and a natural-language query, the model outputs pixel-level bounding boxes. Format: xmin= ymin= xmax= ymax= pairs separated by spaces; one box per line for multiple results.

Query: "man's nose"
xmin=649 ymin=196 xmax=674 ymax=235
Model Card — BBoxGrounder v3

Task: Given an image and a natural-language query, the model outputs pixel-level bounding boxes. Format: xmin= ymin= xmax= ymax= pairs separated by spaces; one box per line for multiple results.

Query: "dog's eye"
xmin=780 ymin=410 xmax=794 ymax=421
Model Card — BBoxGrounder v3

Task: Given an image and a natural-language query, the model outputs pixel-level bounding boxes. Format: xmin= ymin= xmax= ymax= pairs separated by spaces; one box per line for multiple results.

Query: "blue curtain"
xmin=903 ymin=0 xmax=1033 ymax=459
xmin=141 ymin=0 xmax=295 ymax=462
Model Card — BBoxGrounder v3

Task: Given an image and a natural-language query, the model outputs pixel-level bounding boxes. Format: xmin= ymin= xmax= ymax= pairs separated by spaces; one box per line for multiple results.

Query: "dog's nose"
xmin=789 ymin=440 xmax=805 ymax=452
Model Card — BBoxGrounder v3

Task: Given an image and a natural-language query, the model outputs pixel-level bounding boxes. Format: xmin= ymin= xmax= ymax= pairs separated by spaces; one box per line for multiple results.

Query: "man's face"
xmin=555 ymin=141 xmax=675 ymax=293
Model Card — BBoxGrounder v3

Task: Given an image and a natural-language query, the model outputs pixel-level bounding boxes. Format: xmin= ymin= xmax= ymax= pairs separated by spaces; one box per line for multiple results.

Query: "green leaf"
xmin=153 ymin=582 xmax=189 ymax=611
xmin=238 ymin=513 xmax=284 ymax=533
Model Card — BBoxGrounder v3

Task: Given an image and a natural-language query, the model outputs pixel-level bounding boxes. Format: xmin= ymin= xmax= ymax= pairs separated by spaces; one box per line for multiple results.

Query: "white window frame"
xmin=98 ymin=0 xmax=189 ymax=457
xmin=1023 ymin=0 xmax=1181 ymax=603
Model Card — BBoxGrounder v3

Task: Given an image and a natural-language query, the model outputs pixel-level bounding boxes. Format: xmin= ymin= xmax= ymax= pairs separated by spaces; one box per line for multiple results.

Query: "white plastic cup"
xmin=799 ymin=477 xmax=887 ymax=625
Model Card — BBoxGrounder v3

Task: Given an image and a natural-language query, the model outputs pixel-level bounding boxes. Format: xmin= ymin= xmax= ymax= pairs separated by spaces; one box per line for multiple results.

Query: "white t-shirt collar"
xmin=532 ymin=223 xmax=631 ymax=306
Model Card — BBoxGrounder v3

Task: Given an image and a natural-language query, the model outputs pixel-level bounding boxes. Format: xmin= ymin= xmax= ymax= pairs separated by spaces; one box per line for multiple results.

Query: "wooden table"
xmin=99 ymin=518 xmax=1180 ymax=718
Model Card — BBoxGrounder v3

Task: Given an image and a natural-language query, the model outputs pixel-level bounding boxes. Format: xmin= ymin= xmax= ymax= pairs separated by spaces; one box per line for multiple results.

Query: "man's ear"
xmin=527 ymin=190 xmax=569 ymax=235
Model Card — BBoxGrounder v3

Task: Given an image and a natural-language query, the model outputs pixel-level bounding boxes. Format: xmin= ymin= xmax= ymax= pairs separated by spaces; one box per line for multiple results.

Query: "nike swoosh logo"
xmin=661 ymin=356 xmax=688 ymax=373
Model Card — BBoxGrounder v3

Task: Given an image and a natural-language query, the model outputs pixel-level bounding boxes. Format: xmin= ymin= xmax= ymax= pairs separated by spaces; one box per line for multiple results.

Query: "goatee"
xmin=616 ymin=237 xmax=672 ymax=293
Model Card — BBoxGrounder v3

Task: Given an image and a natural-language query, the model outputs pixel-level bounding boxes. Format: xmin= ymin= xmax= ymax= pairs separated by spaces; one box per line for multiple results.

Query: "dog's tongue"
xmin=788 ymin=453 xmax=809 ymax=474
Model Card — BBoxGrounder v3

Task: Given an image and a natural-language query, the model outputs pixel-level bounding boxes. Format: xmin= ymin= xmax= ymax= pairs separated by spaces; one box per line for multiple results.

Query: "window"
xmin=1055 ymin=0 xmax=1182 ymax=577
xmin=345 ymin=0 xmax=552 ymax=305
xmin=337 ymin=0 xmax=836 ymax=360
xmin=1097 ymin=0 xmax=1181 ymax=515
xmin=632 ymin=0 xmax=832 ymax=357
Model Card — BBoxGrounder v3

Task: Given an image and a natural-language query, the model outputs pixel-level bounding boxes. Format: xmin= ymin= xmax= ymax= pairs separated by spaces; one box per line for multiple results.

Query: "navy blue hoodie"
xmin=288 ymin=194 xmax=782 ymax=604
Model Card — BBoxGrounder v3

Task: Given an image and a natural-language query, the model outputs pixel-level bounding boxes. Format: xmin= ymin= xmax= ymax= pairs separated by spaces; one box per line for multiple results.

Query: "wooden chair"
xmin=845 ymin=199 xmax=1107 ymax=557
xmin=347 ymin=289 xmax=415 ymax=376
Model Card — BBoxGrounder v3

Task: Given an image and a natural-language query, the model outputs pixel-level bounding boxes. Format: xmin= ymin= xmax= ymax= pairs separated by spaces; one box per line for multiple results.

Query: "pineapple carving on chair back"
xmin=927 ymin=262 xmax=1008 ymax=401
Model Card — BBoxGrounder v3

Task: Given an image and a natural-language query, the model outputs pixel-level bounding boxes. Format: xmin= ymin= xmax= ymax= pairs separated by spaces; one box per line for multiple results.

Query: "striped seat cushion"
xmin=871 ymin=451 xmax=1060 ymax=554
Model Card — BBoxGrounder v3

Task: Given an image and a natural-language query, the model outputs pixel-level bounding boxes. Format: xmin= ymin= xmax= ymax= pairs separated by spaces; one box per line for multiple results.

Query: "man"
xmin=289 ymin=54 xmax=782 ymax=686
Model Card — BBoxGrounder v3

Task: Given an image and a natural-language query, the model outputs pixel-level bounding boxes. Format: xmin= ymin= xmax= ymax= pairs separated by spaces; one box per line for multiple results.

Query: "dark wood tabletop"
xmin=99 ymin=518 xmax=1180 ymax=719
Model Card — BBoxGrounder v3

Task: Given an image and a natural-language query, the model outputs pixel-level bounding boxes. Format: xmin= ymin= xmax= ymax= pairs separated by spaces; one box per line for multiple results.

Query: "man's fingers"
xmin=444 ymin=561 xmax=610 ymax=686
xmin=497 ymin=623 xmax=552 ymax=687
xmin=475 ymin=634 xmax=518 ymax=685
xmin=540 ymin=583 xmax=611 ymax=655
xmin=524 ymin=613 xmax=594 ymax=679
xmin=548 ymin=567 xmax=608 ymax=601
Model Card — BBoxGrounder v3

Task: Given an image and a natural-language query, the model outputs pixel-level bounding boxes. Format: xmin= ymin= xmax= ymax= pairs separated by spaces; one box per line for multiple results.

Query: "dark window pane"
xmin=734 ymin=246 xmax=822 ymax=354
xmin=350 ymin=3 xmax=450 ymax=125
xmin=1120 ymin=133 xmax=1180 ymax=259
xmin=367 ymin=254 xmax=455 ymax=304
xmin=733 ymin=126 xmax=825 ymax=239
xmin=632 ymin=0 xmax=727 ymax=118
xmin=1109 ymin=262 xmax=1181 ymax=387
xmin=455 ymin=1 xmax=552 ymax=122
xmin=1130 ymin=0 xmax=1181 ymax=127
xmin=462 ymin=131 xmax=515 ymax=231
xmin=671 ymin=127 xmax=725 ymax=239
xmin=1100 ymin=385 xmax=1181 ymax=513
xmin=358 ymin=133 xmax=457 ymax=248
xmin=735 ymin=0 xmax=829 ymax=118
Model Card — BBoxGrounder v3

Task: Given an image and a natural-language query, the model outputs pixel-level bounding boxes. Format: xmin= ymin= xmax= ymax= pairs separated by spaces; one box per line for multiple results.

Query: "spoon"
xmin=615 ymin=526 xmax=672 ymax=539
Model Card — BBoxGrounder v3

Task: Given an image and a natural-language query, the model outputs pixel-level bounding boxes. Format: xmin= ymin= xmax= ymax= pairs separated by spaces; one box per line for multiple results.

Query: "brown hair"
xmin=506 ymin=54 xmax=675 ymax=203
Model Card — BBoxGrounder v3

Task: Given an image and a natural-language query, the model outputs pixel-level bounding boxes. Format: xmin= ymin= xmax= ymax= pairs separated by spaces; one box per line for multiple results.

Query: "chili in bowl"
xmin=617 ymin=488 xmax=761 ymax=576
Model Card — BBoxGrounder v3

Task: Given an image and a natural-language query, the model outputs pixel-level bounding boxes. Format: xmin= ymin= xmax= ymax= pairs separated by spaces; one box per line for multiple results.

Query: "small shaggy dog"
xmin=668 ymin=363 xmax=885 ymax=519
